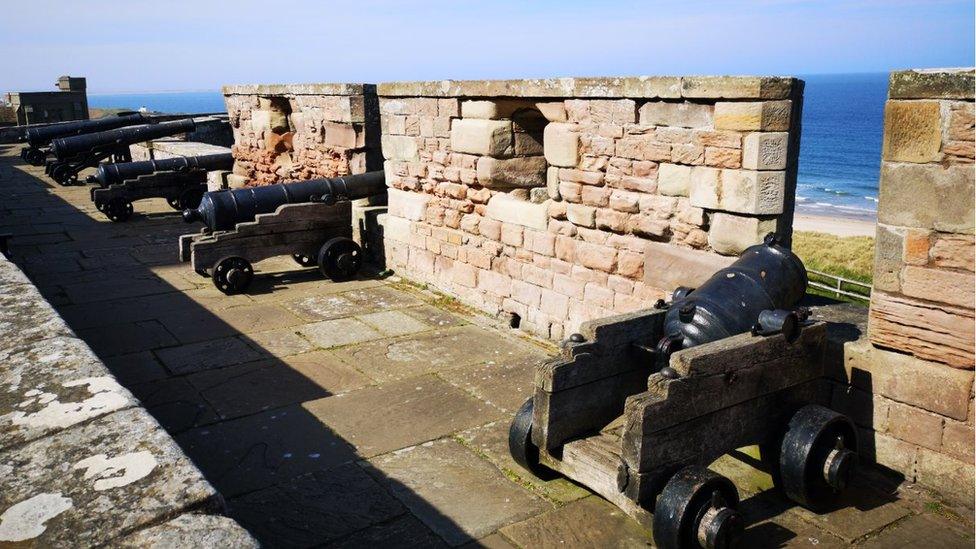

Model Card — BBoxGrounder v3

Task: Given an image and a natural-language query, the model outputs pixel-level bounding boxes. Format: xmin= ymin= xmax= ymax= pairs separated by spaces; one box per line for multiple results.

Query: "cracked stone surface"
xmin=365 ymin=438 xmax=550 ymax=546
xmin=305 ymin=375 xmax=501 ymax=457
xmin=334 ymin=325 xmax=544 ymax=382
xmin=115 ymin=514 xmax=258 ymax=548
xmin=499 ymin=496 xmax=653 ymax=548
xmin=0 ymin=408 xmax=217 ymax=547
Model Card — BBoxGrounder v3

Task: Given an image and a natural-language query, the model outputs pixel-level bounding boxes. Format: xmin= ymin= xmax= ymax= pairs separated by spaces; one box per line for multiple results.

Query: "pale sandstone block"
xmin=381 ymin=135 xmax=419 ymax=161
xmin=878 ymin=163 xmax=974 ymax=233
xmin=543 ymin=123 xmax=580 ymax=167
xmin=707 ymin=213 xmax=778 ymax=255
xmin=536 ymin=102 xmax=567 ymax=122
xmin=387 ymin=188 xmax=430 ymax=221
xmin=916 ymin=447 xmax=976 ymax=507
xmin=843 ymin=340 xmax=973 ymax=420
xmin=714 ymin=101 xmax=791 ymax=131
xmin=382 ymin=213 xmax=413 ymax=243
xmin=460 ymin=99 xmax=535 ymax=119
xmin=226 ymin=174 xmax=248 ymax=189
xmin=639 ymin=101 xmax=714 ymax=129
xmin=657 ymin=163 xmax=692 ymax=197
xmin=680 ymin=76 xmax=794 ymax=100
xmin=567 ymin=204 xmax=596 ymax=228
xmin=250 ymin=109 xmax=273 ymax=132
xmin=323 ymin=122 xmax=363 ymax=149
xmin=689 ymin=168 xmax=785 ymax=215
xmin=546 ymin=167 xmax=561 ymax=200
xmin=476 ymin=156 xmax=547 ymax=189
xmin=643 ymin=241 xmax=734 ymax=291
xmin=742 ymin=132 xmax=789 ymax=170
xmin=930 ymin=234 xmax=975 ymax=270
xmin=451 ymin=119 xmax=513 ymax=156
xmin=882 ymin=100 xmax=942 ymax=163
xmin=485 ymin=194 xmax=550 ymax=230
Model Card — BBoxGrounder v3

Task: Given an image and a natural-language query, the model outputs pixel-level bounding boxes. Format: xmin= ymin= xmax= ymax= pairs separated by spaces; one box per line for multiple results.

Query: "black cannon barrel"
xmin=92 ymin=153 xmax=235 ymax=186
xmin=51 ymin=118 xmax=196 ymax=160
xmin=660 ymin=235 xmax=808 ymax=353
xmin=25 ymin=113 xmax=147 ymax=147
xmin=183 ymin=171 xmax=387 ymax=231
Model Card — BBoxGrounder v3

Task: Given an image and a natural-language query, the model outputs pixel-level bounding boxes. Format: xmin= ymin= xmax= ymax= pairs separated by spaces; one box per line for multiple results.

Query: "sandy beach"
xmin=793 ymin=213 xmax=876 ymax=237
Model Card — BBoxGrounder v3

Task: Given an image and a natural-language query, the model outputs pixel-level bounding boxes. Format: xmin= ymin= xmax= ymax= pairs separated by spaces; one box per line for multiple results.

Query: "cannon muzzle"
xmin=51 ymin=118 xmax=196 ymax=160
xmin=25 ymin=113 xmax=146 ymax=147
xmin=658 ymin=234 xmax=808 ymax=357
xmin=183 ymin=171 xmax=387 ymax=231
xmin=92 ymin=152 xmax=234 ymax=186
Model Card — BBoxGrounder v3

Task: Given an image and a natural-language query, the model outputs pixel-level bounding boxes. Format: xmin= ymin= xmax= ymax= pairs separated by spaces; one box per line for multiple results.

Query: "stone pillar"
xmin=842 ymin=68 xmax=975 ymax=507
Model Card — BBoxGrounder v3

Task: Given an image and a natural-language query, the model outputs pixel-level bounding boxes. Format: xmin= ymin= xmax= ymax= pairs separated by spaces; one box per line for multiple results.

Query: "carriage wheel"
xmin=508 ymin=398 xmax=557 ymax=479
xmin=779 ymin=405 xmax=858 ymax=512
xmin=292 ymin=253 xmax=316 ymax=267
xmin=317 ymin=237 xmax=363 ymax=281
xmin=103 ymin=198 xmax=133 ymax=222
xmin=653 ymin=466 xmax=743 ymax=549
xmin=211 ymin=256 xmax=253 ymax=295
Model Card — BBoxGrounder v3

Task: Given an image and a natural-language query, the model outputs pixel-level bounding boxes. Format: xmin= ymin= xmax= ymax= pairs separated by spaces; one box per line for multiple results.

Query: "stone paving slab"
xmin=299 ymin=317 xmax=386 ymax=348
xmin=858 ymin=512 xmax=974 ymax=548
xmin=0 ymin=335 xmax=137 ymax=451
xmin=184 ymin=352 xmax=369 ymax=420
xmin=228 ymin=462 xmax=405 ymax=547
xmin=498 ymin=496 xmax=653 ymax=548
xmin=305 ymin=375 xmax=502 ymax=458
xmin=334 ymin=325 xmax=543 ymax=383
xmin=129 ymin=376 xmax=221 ymax=434
xmin=155 ymin=335 xmax=265 ymax=375
xmin=247 ymin=327 xmax=317 ymax=356
xmin=457 ymin=420 xmax=590 ymax=504
xmin=0 ymin=407 xmax=217 ymax=547
xmin=176 ymin=404 xmax=358 ymax=497
xmin=440 ymin=355 xmax=543 ymax=414
xmin=364 ymin=439 xmax=550 ymax=546
xmin=77 ymin=319 xmax=179 ymax=357
xmin=103 ymin=350 xmax=173 ymax=386
xmin=115 ymin=513 xmax=259 ymax=548
xmin=329 ymin=514 xmax=449 ymax=548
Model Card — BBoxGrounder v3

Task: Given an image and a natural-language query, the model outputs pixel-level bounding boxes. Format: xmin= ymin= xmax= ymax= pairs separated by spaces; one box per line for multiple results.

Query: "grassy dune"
xmin=792 ymin=231 xmax=875 ymax=302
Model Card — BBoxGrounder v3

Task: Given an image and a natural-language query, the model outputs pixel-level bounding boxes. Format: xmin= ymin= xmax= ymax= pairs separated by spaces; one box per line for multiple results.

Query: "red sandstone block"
xmin=941 ymin=421 xmax=975 ymax=462
xmin=672 ymin=143 xmax=705 ymax=165
xmin=550 ymin=258 xmax=572 ymax=275
xmin=478 ymin=269 xmax=511 ymax=297
xmin=530 ymin=231 xmax=556 ymax=257
xmin=554 ymin=236 xmax=577 ymax=263
xmin=609 ymin=190 xmax=640 ymax=213
xmin=696 ymin=130 xmax=743 ymax=149
xmin=501 ymin=224 xmax=524 ymax=247
xmin=633 ymin=216 xmax=669 ymax=238
xmin=930 ymin=234 xmax=975 ymax=271
xmin=523 ymin=263 xmax=554 ymax=289
xmin=581 ymin=186 xmax=611 ymax=207
xmin=902 ymin=230 xmax=931 ymax=266
xmin=479 ymin=218 xmax=502 ymax=241
xmin=617 ymin=251 xmax=644 ymax=279
xmin=511 ymin=280 xmax=543 ymax=308
xmin=583 ymin=283 xmax=615 ymax=309
xmin=596 ymin=209 xmax=630 ymax=233
xmin=548 ymin=219 xmax=577 ymax=236
xmin=559 ymin=182 xmax=583 ymax=203
xmin=577 ymin=241 xmax=617 ymax=273
xmin=452 ymin=262 xmax=478 ymax=288
xmin=607 ymin=274 xmax=635 ymax=295
xmin=467 ymin=249 xmax=492 ymax=270
xmin=559 ymin=168 xmax=605 ymax=186
xmin=900 ymin=265 xmax=975 ymax=308
xmin=704 ymin=147 xmax=742 ymax=169
xmin=540 ymin=288 xmax=571 ymax=318
xmin=553 ymin=273 xmax=585 ymax=297
xmin=576 ymin=227 xmax=610 ymax=245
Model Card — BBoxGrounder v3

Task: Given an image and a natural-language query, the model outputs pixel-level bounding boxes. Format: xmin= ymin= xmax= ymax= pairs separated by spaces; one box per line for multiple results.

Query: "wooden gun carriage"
xmin=91 ymin=170 xmax=207 ymax=222
xmin=509 ymin=240 xmax=859 ymax=549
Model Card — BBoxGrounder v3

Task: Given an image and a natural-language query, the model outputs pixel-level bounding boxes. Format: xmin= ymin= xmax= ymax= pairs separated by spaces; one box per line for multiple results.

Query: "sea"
xmin=88 ymin=73 xmax=888 ymax=220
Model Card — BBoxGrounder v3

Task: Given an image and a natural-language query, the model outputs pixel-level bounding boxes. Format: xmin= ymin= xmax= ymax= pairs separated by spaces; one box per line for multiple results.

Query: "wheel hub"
xmin=696 ymin=504 xmax=743 ymax=549
xmin=823 ymin=437 xmax=856 ymax=491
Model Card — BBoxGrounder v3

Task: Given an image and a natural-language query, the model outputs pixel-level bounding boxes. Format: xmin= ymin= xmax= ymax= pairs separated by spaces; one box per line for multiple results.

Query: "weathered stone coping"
xmin=376 ymin=76 xmax=800 ymax=99
xmin=889 ymin=68 xmax=975 ymax=100
xmin=0 ymin=253 xmax=256 ymax=546
xmin=222 ymin=83 xmax=375 ymax=96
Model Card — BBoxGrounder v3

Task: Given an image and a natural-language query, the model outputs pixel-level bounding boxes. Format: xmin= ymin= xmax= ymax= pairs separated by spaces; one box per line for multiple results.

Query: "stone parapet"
xmin=869 ymin=68 xmax=975 ymax=368
xmin=377 ymin=75 xmax=803 ymax=339
xmin=223 ymin=82 xmax=382 ymax=186
xmin=0 ymin=253 xmax=256 ymax=546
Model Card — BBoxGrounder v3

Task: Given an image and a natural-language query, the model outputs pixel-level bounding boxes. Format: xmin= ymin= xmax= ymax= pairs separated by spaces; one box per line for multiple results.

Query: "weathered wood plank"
xmin=92 ymin=171 xmax=206 ymax=203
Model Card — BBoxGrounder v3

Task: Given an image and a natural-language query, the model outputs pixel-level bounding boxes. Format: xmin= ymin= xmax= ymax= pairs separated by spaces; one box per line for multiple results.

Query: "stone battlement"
xmin=377 ymin=74 xmax=804 ymax=340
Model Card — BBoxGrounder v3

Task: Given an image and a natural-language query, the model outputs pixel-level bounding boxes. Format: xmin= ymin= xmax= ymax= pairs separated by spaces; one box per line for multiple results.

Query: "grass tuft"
xmin=793 ymin=231 xmax=875 ymax=283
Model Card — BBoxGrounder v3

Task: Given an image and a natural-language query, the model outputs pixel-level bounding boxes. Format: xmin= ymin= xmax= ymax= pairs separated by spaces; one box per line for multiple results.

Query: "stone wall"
xmin=223 ymin=83 xmax=382 ymax=187
xmin=840 ymin=68 xmax=974 ymax=507
xmin=378 ymin=76 xmax=803 ymax=339
xmin=0 ymin=253 xmax=256 ymax=546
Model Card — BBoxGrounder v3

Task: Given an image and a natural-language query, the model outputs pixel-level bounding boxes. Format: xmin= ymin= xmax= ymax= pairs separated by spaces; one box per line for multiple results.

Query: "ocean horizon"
xmin=88 ymin=73 xmax=888 ymax=221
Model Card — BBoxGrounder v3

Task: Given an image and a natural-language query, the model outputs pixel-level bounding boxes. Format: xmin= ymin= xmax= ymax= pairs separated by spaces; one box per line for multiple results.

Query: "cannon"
xmin=179 ymin=171 xmax=387 ymax=294
xmin=19 ymin=113 xmax=146 ymax=167
xmin=88 ymin=152 xmax=234 ymax=187
xmin=45 ymin=119 xmax=196 ymax=185
xmin=88 ymin=153 xmax=234 ymax=222
xmin=509 ymin=235 xmax=859 ymax=549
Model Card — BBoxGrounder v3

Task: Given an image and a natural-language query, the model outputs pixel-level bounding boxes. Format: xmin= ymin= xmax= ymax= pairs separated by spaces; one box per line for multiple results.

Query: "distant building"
xmin=3 ymin=76 xmax=89 ymax=126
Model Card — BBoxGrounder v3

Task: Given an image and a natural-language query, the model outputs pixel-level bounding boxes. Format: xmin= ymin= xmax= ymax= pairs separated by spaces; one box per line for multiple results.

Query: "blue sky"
xmin=1 ymin=0 xmax=972 ymax=93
